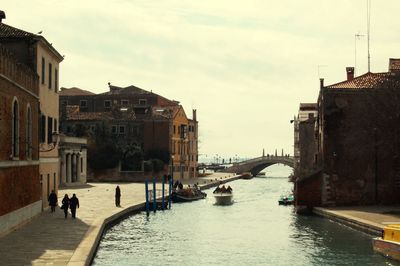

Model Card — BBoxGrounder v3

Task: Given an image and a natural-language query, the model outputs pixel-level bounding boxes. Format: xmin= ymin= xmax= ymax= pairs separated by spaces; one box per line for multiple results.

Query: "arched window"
xmin=12 ymin=98 xmax=19 ymax=158
xmin=26 ymin=105 xmax=32 ymax=158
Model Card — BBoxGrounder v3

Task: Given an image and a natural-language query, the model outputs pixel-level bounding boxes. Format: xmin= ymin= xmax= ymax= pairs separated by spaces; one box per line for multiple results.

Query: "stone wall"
xmin=321 ymin=88 xmax=400 ymax=205
xmin=295 ymin=173 xmax=322 ymax=208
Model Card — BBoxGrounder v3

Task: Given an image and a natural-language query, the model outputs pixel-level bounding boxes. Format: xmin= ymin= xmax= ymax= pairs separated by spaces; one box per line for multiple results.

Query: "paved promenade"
xmin=0 ymin=173 xmax=237 ymax=266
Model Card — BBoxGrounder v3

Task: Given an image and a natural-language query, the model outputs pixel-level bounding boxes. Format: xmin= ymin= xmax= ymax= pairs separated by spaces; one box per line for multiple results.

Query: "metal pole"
xmin=145 ymin=180 xmax=149 ymax=216
xmin=153 ymin=177 xmax=156 ymax=213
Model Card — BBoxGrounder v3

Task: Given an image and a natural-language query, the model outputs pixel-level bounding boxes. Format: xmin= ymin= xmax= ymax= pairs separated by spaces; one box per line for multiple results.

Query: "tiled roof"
xmin=60 ymin=87 xmax=95 ymax=96
xmin=389 ymin=58 xmax=400 ymax=72
xmin=326 ymin=72 xmax=400 ymax=89
xmin=0 ymin=22 xmax=63 ymax=61
xmin=0 ymin=23 xmax=37 ymax=39
xmin=66 ymin=105 xmax=112 ymax=121
xmin=101 ymin=85 xmax=150 ymax=95
xmin=299 ymin=103 xmax=317 ymax=110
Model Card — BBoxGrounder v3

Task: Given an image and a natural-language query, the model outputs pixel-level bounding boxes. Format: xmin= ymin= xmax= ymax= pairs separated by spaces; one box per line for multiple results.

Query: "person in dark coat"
xmin=48 ymin=190 xmax=58 ymax=213
xmin=69 ymin=193 xmax=80 ymax=219
xmin=115 ymin=185 xmax=121 ymax=207
xmin=61 ymin=194 xmax=69 ymax=219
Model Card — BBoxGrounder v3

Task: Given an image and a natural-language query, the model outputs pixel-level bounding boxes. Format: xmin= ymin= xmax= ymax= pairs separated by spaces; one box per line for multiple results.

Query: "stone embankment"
xmin=313 ymin=205 xmax=400 ymax=236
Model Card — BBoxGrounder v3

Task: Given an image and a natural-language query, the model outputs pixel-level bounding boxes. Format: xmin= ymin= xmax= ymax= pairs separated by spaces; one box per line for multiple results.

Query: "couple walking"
xmin=61 ymin=194 xmax=80 ymax=219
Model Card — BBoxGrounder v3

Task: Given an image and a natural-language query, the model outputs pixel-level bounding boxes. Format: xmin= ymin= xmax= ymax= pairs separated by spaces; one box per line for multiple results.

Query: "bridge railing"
xmin=233 ymin=156 xmax=294 ymax=166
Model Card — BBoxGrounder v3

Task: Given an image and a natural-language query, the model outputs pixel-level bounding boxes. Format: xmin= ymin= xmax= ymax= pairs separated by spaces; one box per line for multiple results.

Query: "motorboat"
xmin=278 ymin=194 xmax=294 ymax=205
xmin=213 ymin=186 xmax=233 ymax=205
xmin=372 ymin=224 xmax=400 ymax=261
xmin=213 ymin=192 xmax=233 ymax=205
xmin=170 ymin=187 xmax=207 ymax=203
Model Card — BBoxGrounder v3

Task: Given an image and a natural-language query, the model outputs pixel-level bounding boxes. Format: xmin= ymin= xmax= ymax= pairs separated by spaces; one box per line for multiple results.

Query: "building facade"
xmin=60 ymin=85 xmax=199 ymax=180
xmin=296 ymin=61 xmax=400 ymax=208
xmin=59 ymin=135 xmax=87 ymax=186
xmin=0 ymin=20 xmax=64 ymax=208
xmin=0 ymin=45 xmax=41 ymax=235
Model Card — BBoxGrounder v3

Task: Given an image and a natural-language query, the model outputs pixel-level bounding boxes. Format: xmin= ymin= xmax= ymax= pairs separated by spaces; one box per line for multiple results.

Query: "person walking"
xmin=115 ymin=185 xmax=121 ymax=207
xmin=48 ymin=190 xmax=58 ymax=213
xmin=61 ymin=194 xmax=69 ymax=219
xmin=69 ymin=193 xmax=80 ymax=219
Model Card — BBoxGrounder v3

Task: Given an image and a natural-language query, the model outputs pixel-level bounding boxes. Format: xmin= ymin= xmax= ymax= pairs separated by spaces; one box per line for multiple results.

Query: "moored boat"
xmin=170 ymin=184 xmax=207 ymax=203
xmin=170 ymin=191 xmax=207 ymax=203
xmin=242 ymin=172 xmax=253 ymax=179
xmin=372 ymin=224 xmax=400 ymax=261
xmin=278 ymin=194 xmax=294 ymax=205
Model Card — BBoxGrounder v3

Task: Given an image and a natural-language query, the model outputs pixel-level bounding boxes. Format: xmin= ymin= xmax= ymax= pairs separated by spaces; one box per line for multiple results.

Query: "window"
xmin=121 ymin=100 xmax=129 ymax=106
xmin=80 ymin=100 xmax=87 ymax=108
xmin=111 ymin=125 xmax=117 ymax=134
xmin=55 ymin=68 xmax=58 ymax=92
xmin=41 ymin=57 xmax=45 ymax=84
xmin=104 ymin=100 xmax=111 ymax=108
xmin=40 ymin=115 xmax=46 ymax=143
xmin=173 ymin=125 xmax=176 ymax=134
xmin=139 ymin=99 xmax=147 ymax=105
xmin=12 ymin=98 xmax=19 ymax=157
xmin=26 ymin=105 xmax=32 ymax=158
xmin=47 ymin=117 xmax=53 ymax=144
xmin=48 ymin=63 xmax=52 ymax=89
xmin=119 ymin=125 xmax=125 ymax=134
xmin=81 ymin=158 xmax=83 ymax=173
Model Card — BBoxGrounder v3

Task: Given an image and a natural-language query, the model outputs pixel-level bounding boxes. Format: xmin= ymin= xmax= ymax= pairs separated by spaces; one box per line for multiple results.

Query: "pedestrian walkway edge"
xmin=67 ymin=202 xmax=146 ymax=266
xmin=313 ymin=207 xmax=383 ymax=236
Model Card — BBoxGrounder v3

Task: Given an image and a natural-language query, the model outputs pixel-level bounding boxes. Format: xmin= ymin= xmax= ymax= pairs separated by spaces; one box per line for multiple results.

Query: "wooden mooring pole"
xmin=153 ymin=177 xmax=156 ymax=213
xmin=145 ymin=180 xmax=149 ymax=216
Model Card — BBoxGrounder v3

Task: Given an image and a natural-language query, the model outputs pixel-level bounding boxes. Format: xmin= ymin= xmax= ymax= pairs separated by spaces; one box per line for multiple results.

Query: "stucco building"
xmin=0 ymin=17 xmax=64 ymax=208
xmin=0 ymin=45 xmax=40 ymax=235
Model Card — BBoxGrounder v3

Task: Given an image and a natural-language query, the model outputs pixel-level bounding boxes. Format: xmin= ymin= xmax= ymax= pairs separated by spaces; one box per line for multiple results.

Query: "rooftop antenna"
xmin=367 ymin=0 xmax=372 ymax=72
xmin=355 ymin=32 xmax=364 ymax=76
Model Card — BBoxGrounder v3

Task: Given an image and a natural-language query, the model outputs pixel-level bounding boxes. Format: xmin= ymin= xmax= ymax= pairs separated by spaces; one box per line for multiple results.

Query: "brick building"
xmin=0 ymin=45 xmax=40 ymax=235
xmin=296 ymin=60 xmax=400 ymax=208
xmin=60 ymin=85 xmax=199 ymax=180
xmin=0 ymin=18 xmax=64 ymax=209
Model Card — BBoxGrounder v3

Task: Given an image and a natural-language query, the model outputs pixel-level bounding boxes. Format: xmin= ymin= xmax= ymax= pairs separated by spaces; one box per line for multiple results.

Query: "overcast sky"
xmin=3 ymin=0 xmax=400 ymax=161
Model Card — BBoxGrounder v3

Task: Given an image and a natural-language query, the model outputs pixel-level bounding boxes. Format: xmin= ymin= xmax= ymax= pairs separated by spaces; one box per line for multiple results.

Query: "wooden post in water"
xmin=168 ymin=178 xmax=172 ymax=209
xmin=162 ymin=178 xmax=165 ymax=210
xmin=145 ymin=180 xmax=149 ymax=216
xmin=153 ymin=177 xmax=157 ymax=213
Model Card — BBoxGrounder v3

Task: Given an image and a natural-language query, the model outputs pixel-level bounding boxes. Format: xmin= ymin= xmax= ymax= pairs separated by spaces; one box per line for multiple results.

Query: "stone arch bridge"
xmin=224 ymin=156 xmax=294 ymax=176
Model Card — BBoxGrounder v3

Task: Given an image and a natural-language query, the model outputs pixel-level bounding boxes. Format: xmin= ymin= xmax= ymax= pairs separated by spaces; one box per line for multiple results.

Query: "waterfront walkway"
xmin=0 ymin=173 xmax=237 ymax=265
xmin=314 ymin=205 xmax=400 ymax=236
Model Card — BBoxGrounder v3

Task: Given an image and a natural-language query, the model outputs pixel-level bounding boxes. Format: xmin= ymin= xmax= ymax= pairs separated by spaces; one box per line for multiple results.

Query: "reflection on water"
xmin=93 ymin=165 xmax=398 ymax=266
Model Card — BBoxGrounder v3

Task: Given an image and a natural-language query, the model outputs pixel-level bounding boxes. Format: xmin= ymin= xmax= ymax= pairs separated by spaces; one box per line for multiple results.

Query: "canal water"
xmin=93 ymin=165 xmax=398 ymax=266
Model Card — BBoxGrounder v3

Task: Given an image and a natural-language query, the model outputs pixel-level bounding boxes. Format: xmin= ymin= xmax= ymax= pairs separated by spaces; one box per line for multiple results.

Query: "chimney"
xmin=192 ymin=109 xmax=197 ymax=121
xmin=0 ymin=11 xmax=5 ymax=23
xmin=346 ymin=67 xmax=354 ymax=81
xmin=389 ymin=58 xmax=400 ymax=73
xmin=319 ymin=78 xmax=324 ymax=89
